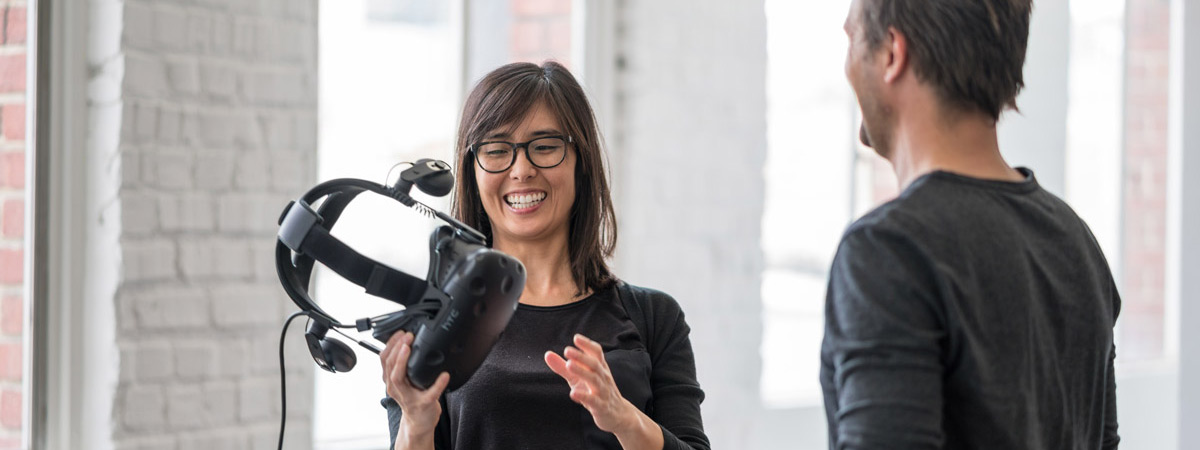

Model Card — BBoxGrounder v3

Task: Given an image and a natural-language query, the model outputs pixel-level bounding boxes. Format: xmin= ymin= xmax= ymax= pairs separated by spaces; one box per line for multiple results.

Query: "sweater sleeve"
xmin=822 ymin=226 xmax=946 ymax=450
xmin=381 ymin=395 xmax=451 ymax=450
xmin=636 ymin=288 xmax=711 ymax=450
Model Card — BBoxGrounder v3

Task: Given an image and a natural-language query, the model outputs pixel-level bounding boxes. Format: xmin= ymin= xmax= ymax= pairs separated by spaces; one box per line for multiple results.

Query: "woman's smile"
xmin=504 ymin=189 xmax=548 ymax=213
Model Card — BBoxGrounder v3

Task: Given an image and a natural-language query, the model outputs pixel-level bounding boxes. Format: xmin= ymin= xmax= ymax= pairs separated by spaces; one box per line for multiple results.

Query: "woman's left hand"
xmin=544 ymin=334 xmax=638 ymax=433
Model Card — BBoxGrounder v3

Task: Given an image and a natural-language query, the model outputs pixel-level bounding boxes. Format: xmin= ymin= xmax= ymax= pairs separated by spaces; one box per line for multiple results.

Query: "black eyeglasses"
xmin=469 ymin=135 xmax=573 ymax=173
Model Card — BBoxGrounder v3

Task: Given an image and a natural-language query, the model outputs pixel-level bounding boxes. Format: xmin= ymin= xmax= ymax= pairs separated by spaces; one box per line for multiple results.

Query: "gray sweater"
xmin=821 ymin=168 xmax=1121 ymax=450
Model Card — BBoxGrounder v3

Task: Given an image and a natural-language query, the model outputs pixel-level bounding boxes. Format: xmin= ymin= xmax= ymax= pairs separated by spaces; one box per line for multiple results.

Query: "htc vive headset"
xmin=275 ymin=159 xmax=525 ymax=390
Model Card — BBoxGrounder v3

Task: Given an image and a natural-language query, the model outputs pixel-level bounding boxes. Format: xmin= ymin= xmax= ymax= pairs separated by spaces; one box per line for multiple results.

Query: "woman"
xmin=379 ymin=61 xmax=708 ymax=450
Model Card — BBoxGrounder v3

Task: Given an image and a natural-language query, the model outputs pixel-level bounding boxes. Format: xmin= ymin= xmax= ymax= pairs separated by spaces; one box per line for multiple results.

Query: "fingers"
xmin=544 ymin=351 xmax=574 ymax=382
xmin=573 ymin=334 xmax=605 ymax=360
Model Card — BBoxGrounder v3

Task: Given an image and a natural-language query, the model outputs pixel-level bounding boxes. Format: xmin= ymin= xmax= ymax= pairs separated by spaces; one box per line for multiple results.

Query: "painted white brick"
xmin=210 ymin=14 xmax=233 ymax=55
xmin=159 ymin=193 xmax=216 ymax=232
xmin=174 ymin=340 xmax=217 ymax=380
xmin=122 ymin=238 xmax=177 ymax=283
xmin=252 ymin=333 xmax=301 ymax=376
xmin=178 ymin=237 xmax=219 ymax=279
xmin=147 ymin=151 xmax=195 ymax=190
xmin=202 ymin=381 xmax=239 ymax=427
xmin=242 ymin=69 xmax=310 ymax=106
xmin=216 ymin=339 xmax=252 ymax=378
xmin=134 ymin=102 xmax=158 ymax=144
xmin=196 ymin=110 xmax=261 ymax=149
xmin=195 ymin=152 xmax=236 ymax=190
xmin=107 ymin=0 xmax=319 ymax=444
xmin=158 ymin=104 xmax=183 ymax=144
xmin=166 ymin=57 xmax=201 ymax=96
xmin=122 ymin=385 xmax=167 ymax=431
xmin=212 ymin=239 xmax=254 ymax=278
xmin=200 ymin=62 xmax=238 ymax=101
xmin=293 ymin=112 xmax=317 ymax=150
xmin=238 ymin=377 xmax=278 ymax=422
xmin=285 ymin=0 xmax=314 ymax=21
xmin=125 ymin=53 xmax=170 ymax=99
xmin=186 ymin=13 xmax=213 ymax=53
xmin=128 ymin=285 xmax=209 ymax=330
xmin=180 ymin=432 xmax=246 ymax=450
xmin=134 ymin=342 xmax=175 ymax=382
xmin=165 ymin=383 xmax=208 ymax=429
xmin=251 ymin=239 xmax=279 ymax=282
xmin=122 ymin=151 xmax=143 ymax=188
xmin=123 ymin=2 xmax=155 ymax=50
xmin=120 ymin=101 xmax=137 ymax=144
xmin=269 ymin=154 xmax=307 ymax=192
xmin=234 ymin=151 xmax=271 ymax=190
xmin=211 ymin=283 xmax=283 ymax=328
xmin=114 ymin=435 xmax=178 ymax=450
xmin=232 ymin=17 xmax=257 ymax=58
xmin=154 ymin=6 xmax=190 ymax=51
xmin=284 ymin=373 xmax=314 ymax=417
xmin=259 ymin=114 xmax=293 ymax=149
xmin=217 ymin=193 xmax=281 ymax=234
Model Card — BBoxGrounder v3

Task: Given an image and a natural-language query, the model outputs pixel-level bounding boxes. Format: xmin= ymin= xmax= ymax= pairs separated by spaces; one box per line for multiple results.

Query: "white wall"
xmin=79 ymin=0 xmax=320 ymax=448
xmin=610 ymin=1 xmax=768 ymax=447
xmin=1170 ymin=0 xmax=1200 ymax=446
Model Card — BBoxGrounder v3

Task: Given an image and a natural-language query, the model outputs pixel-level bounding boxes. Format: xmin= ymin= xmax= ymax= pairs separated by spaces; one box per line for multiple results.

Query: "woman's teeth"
xmin=505 ymin=192 xmax=547 ymax=209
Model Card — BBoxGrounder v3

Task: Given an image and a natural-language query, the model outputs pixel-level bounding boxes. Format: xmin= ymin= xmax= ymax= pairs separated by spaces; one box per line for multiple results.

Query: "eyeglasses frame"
xmin=468 ymin=135 xmax=574 ymax=174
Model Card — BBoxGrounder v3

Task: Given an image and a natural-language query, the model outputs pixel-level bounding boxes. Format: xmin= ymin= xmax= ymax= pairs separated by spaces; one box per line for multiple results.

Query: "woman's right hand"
xmin=380 ymin=331 xmax=451 ymax=450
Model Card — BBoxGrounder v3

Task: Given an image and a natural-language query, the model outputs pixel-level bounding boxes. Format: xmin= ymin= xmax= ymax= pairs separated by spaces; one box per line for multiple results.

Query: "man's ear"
xmin=883 ymin=26 xmax=909 ymax=84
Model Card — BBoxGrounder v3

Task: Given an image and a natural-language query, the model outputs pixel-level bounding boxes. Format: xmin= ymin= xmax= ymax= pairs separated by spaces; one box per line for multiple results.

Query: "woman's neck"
xmin=493 ymin=231 xmax=584 ymax=307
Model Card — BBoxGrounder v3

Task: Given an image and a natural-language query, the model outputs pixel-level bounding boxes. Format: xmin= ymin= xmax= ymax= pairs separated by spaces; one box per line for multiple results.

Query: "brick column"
xmin=0 ymin=1 xmax=25 ymax=448
xmin=1122 ymin=0 xmax=1170 ymax=362
xmin=99 ymin=0 xmax=319 ymax=448
xmin=509 ymin=0 xmax=572 ymax=66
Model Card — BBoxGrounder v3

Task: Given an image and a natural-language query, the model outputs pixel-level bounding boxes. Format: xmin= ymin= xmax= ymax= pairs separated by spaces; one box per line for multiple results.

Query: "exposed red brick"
xmin=1 ymin=199 xmax=20 ymax=239
xmin=510 ymin=20 xmax=546 ymax=57
xmin=0 ymin=54 xmax=24 ymax=93
xmin=0 ymin=343 xmax=19 ymax=381
xmin=0 ymin=436 xmax=18 ymax=449
xmin=0 ymin=152 xmax=20 ymax=189
xmin=0 ymin=249 xmax=20 ymax=285
xmin=0 ymin=105 xmax=23 ymax=141
xmin=0 ymin=389 xmax=18 ymax=429
xmin=5 ymin=7 xmax=26 ymax=45
xmin=0 ymin=296 xmax=18 ymax=335
xmin=1121 ymin=0 xmax=1170 ymax=361
xmin=511 ymin=0 xmax=570 ymax=17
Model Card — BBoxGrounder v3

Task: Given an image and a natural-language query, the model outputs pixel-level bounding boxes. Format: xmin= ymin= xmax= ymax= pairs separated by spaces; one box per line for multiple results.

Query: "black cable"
xmin=278 ymin=310 xmax=309 ymax=450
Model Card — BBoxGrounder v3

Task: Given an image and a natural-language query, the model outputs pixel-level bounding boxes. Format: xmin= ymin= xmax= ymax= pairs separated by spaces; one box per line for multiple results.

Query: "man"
xmin=821 ymin=1 xmax=1121 ymax=449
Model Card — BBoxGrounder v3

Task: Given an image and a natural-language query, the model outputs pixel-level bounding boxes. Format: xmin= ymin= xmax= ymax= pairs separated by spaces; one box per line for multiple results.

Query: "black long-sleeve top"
xmin=383 ymin=283 xmax=709 ymax=450
xmin=821 ymin=168 xmax=1121 ymax=449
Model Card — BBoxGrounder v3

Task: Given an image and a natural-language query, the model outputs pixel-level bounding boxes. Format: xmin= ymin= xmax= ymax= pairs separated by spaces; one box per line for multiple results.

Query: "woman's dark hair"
xmin=861 ymin=0 xmax=1033 ymax=120
xmin=451 ymin=61 xmax=617 ymax=295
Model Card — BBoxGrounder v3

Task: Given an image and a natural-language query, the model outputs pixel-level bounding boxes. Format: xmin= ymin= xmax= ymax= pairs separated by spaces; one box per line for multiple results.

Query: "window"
xmin=313 ymin=0 xmax=578 ymax=447
xmin=313 ymin=1 xmax=464 ymax=447
xmin=759 ymin=0 xmax=856 ymax=408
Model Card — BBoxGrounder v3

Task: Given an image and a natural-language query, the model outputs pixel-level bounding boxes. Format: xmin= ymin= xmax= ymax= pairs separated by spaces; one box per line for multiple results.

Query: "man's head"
xmin=844 ymin=0 xmax=1033 ymax=157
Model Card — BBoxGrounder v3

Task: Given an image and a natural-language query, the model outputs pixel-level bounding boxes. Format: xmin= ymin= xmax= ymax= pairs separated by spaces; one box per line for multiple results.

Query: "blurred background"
xmin=1 ymin=0 xmax=1199 ymax=448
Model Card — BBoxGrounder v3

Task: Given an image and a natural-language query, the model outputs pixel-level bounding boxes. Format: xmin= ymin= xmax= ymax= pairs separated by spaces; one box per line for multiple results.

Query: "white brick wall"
xmin=611 ymin=1 xmax=768 ymax=447
xmin=93 ymin=0 xmax=319 ymax=447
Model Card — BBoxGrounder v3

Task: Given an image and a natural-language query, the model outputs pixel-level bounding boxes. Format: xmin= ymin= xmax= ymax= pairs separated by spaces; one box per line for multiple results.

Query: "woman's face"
xmin=474 ymin=101 xmax=577 ymax=246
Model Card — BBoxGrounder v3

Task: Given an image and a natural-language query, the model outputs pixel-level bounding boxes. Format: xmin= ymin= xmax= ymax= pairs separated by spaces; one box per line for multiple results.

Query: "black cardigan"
xmin=382 ymin=282 xmax=709 ymax=449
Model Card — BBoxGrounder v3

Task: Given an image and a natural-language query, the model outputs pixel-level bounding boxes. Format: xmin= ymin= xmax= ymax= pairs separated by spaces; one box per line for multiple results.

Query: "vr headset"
xmin=274 ymin=159 xmax=525 ymax=390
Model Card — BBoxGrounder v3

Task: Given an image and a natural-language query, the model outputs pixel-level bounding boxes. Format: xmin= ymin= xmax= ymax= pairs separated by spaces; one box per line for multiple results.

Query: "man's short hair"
xmin=861 ymin=0 xmax=1033 ymax=120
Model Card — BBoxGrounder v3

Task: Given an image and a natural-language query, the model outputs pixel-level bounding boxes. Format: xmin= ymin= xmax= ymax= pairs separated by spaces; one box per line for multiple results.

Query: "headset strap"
xmin=277 ymin=179 xmax=431 ymax=309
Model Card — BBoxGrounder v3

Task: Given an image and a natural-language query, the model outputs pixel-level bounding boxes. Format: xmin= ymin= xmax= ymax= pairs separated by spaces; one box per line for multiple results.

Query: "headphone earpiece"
xmin=304 ymin=321 xmax=357 ymax=373
xmin=398 ymin=159 xmax=454 ymax=197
